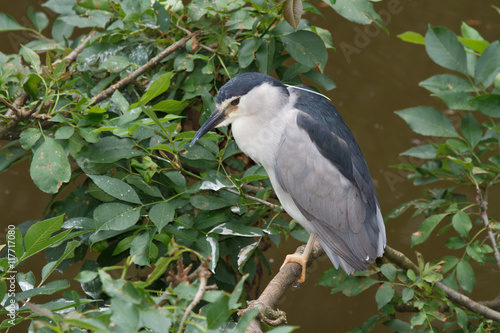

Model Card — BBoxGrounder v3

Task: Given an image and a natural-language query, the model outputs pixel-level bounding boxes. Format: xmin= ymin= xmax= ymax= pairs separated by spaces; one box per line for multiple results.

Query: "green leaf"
xmin=135 ymin=72 xmax=173 ymax=107
xmin=30 ymin=136 xmax=71 ymax=194
xmin=153 ymin=1 xmax=171 ymax=32
xmin=452 ymin=211 xmax=472 ymax=238
xmin=410 ymin=312 xmax=426 ymax=328
xmin=209 ymin=222 xmax=264 ymax=237
xmin=206 ymin=294 xmax=230 ymax=329
xmin=456 ymin=260 xmax=475 ymax=292
xmin=400 ymin=144 xmax=437 ymax=159
xmin=238 ymin=39 xmax=261 ymax=69
xmin=55 ymin=126 xmax=75 ymax=140
xmin=0 ymin=146 xmax=25 ymax=171
xmin=281 ymin=30 xmax=328 ymax=72
xmin=397 ymin=31 xmax=425 ymax=45
xmin=190 ymin=195 xmax=232 ymax=211
xmin=20 ymin=128 xmax=42 ymax=150
xmin=327 ymin=0 xmax=381 ymax=25
xmin=88 ymin=175 xmax=142 ymax=204
xmin=21 ymin=45 xmax=41 ymax=72
xmin=99 ymin=56 xmax=131 ymax=73
xmin=15 ymin=280 xmax=70 ymax=300
xmin=149 ymin=202 xmax=175 ymax=232
xmin=411 ymin=213 xmax=448 ymax=246
xmin=375 ymin=283 xmax=394 ymax=309
xmin=459 ymin=38 xmax=489 ymax=54
xmin=94 ymin=203 xmax=140 ymax=231
xmin=23 ymin=74 xmax=42 ymax=100
xmin=152 ymin=100 xmax=189 ymax=115
xmin=455 ymin=307 xmax=469 ymax=332
xmin=139 ymin=308 xmax=172 ymax=332
xmin=474 ymin=41 xmax=500 ymax=87
xmin=380 ymin=264 xmax=397 ymax=282
xmin=461 ymin=112 xmax=482 ymax=148
xmin=23 ymin=215 xmax=66 ymax=259
xmin=446 ymin=236 xmax=467 ymax=250
xmin=41 ymin=240 xmax=79 ymax=283
xmin=470 ymin=94 xmax=500 ymax=117
xmin=0 ymin=13 xmax=30 ymax=32
xmin=419 ymin=74 xmax=474 ymax=93
xmin=110 ymin=298 xmax=140 ymax=331
xmin=28 ymin=7 xmax=49 ymax=32
xmin=395 ymin=106 xmax=460 ymax=138
xmin=255 ymin=39 xmax=276 ymax=74
xmin=130 ymin=231 xmax=153 ymax=266
xmin=461 ymin=21 xmax=484 ymax=41
xmin=425 ymin=26 xmax=467 ymax=74
xmin=284 ymin=0 xmax=302 ymax=31
xmin=401 ymin=287 xmax=414 ymax=303
xmin=78 ymin=136 xmax=142 ymax=164
xmin=433 ymin=91 xmax=474 ymax=110
xmin=303 ymin=70 xmax=336 ymax=91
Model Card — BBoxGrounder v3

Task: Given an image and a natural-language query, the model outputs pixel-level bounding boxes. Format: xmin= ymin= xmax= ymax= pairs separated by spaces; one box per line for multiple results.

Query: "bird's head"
xmin=190 ymin=72 xmax=289 ymax=147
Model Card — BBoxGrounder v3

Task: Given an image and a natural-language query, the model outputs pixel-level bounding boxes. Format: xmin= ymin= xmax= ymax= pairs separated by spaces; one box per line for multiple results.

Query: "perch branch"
xmin=239 ymin=240 xmax=325 ymax=332
xmin=90 ymin=32 xmax=197 ymax=105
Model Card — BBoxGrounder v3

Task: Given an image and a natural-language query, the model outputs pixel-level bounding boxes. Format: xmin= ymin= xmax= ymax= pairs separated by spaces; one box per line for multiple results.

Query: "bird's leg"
xmin=280 ymin=233 xmax=317 ymax=283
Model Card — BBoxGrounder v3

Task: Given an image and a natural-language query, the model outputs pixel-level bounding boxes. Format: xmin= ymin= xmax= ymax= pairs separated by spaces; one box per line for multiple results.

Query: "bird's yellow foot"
xmin=280 ymin=253 xmax=308 ymax=283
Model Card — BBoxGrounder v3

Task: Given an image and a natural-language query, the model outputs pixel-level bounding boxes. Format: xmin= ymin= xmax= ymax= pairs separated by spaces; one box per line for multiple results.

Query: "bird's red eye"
xmin=231 ymin=98 xmax=240 ymax=106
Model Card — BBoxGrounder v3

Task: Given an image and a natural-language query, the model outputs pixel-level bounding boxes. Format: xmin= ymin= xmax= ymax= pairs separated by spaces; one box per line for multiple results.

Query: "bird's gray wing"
xmin=274 ymin=111 xmax=385 ymax=273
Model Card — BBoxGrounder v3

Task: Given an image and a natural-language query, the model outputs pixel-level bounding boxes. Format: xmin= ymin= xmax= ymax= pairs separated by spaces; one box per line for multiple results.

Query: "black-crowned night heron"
xmin=190 ymin=72 xmax=386 ymax=282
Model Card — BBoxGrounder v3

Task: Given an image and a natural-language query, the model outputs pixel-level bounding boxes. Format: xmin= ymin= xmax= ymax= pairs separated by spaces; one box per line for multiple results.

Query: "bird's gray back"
xmin=273 ymin=86 xmax=386 ymax=273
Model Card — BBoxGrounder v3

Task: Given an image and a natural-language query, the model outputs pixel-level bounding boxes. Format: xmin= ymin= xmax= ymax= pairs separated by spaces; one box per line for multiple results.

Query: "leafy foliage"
xmin=0 ymin=0 xmax=379 ymax=331
xmin=1 ymin=0 xmax=499 ymax=332
xmin=317 ymin=21 xmax=500 ymax=332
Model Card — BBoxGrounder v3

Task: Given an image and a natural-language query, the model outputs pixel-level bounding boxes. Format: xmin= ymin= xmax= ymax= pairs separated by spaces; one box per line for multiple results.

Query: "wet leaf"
xmin=30 ymin=136 xmax=71 ymax=194
xmin=149 ymin=202 xmax=175 ymax=232
xmin=94 ymin=203 xmax=140 ymax=231
xmin=88 ymin=175 xmax=142 ymax=204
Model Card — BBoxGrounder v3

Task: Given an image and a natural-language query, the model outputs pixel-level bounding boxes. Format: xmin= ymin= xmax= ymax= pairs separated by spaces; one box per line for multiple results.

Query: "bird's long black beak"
xmin=190 ymin=109 xmax=227 ymax=147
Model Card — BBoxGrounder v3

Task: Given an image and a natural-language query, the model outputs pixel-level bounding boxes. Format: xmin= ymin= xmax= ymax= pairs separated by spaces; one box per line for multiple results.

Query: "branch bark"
xmin=239 ymin=240 xmax=324 ymax=332
xmin=90 ymin=32 xmax=196 ymax=105
xmin=239 ymin=244 xmax=500 ymax=332
xmin=384 ymin=246 xmax=500 ymax=323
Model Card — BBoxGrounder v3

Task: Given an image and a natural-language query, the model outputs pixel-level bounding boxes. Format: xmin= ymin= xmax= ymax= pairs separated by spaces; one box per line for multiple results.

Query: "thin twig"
xmin=476 ymin=173 xmax=500 ymax=269
xmin=1 ymin=31 xmax=96 ymax=140
xmin=384 ymin=246 xmax=500 ymax=323
xmin=224 ymin=188 xmax=280 ymax=210
xmin=53 ymin=31 xmax=98 ymax=67
xmin=90 ymin=32 xmax=197 ymax=105
xmin=0 ymin=97 xmax=23 ymax=117
xmin=179 ymin=263 xmax=210 ymax=333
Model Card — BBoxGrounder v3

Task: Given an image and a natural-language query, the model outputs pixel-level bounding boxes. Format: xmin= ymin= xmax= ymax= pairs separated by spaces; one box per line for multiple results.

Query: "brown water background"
xmin=1 ymin=1 xmax=500 ymax=332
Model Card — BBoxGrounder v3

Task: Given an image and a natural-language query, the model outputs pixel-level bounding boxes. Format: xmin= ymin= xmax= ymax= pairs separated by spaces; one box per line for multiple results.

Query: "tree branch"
xmin=239 ymin=240 xmax=324 ymax=332
xmin=179 ymin=262 xmax=210 ymax=333
xmin=477 ymin=173 xmax=500 ymax=269
xmin=238 ymin=244 xmax=500 ymax=332
xmin=384 ymin=246 xmax=500 ymax=323
xmin=0 ymin=31 xmax=96 ymax=140
xmin=90 ymin=32 xmax=197 ymax=106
